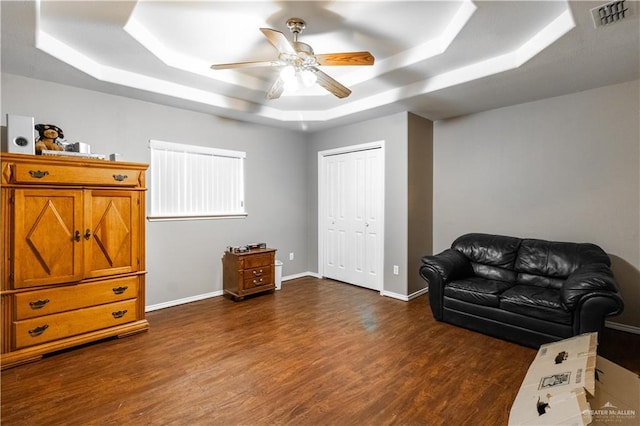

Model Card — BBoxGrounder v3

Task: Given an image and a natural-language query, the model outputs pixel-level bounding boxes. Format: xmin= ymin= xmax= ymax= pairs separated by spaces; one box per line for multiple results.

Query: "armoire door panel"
xmin=84 ymin=190 xmax=139 ymax=279
xmin=12 ymin=190 xmax=83 ymax=288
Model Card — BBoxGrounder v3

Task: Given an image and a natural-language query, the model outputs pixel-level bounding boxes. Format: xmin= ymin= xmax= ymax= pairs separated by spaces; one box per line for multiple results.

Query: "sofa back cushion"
xmin=452 ymin=233 xmax=521 ymax=283
xmin=515 ymin=239 xmax=610 ymax=289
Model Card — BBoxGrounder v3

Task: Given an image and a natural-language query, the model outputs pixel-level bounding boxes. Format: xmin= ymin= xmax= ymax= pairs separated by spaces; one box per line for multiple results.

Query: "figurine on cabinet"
xmin=34 ymin=124 xmax=64 ymax=154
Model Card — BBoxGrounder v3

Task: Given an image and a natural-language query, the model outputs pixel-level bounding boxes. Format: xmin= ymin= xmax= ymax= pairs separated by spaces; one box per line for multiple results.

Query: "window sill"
xmin=147 ymin=213 xmax=248 ymax=222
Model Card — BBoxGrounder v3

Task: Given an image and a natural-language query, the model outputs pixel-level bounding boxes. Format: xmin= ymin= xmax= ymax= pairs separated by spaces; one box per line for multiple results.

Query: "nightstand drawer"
xmin=244 ymin=277 xmax=272 ymax=289
xmin=243 ymin=253 xmax=273 ymax=269
xmin=13 ymin=300 xmax=138 ymax=349
xmin=243 ymin=266 xmax=272 ymax=289
xmin=14 ymin=277 xmax=139 ymax=320
xmin=246 ymin=265 xmax=271 ymax=279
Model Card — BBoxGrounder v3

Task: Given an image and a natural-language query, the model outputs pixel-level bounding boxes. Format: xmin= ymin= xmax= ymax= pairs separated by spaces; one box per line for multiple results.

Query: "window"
xmin=148 ymin=140 xmax=246 ymax=220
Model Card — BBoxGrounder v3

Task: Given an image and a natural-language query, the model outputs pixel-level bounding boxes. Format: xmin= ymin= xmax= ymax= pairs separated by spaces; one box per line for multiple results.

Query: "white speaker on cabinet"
xmin=7 ymin=114 xmax=35 ymax=154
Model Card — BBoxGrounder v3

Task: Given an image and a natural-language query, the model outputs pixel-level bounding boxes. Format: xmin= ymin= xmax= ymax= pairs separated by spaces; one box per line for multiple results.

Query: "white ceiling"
xmin=2 ymin=1 xmax=639 ymax=132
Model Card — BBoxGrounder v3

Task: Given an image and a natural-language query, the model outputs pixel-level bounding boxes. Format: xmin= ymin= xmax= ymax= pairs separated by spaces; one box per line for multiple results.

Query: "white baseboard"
xmin=282 ymin=271 xmax=321 ymax=281
xmin=146 ymin=291 xmax=222 ymax=312
xmin=380 ymin=287 xmax=428 ymax=302
xmin=605 ymin=320 xmax=640 ymax=335
xmin=380 ymin=290 xmax=409 ymax=301
xmin=408 ymin=287 xmax=429 ymax=300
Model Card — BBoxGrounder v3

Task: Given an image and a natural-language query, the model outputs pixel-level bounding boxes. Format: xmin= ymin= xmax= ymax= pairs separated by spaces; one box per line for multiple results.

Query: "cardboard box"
xmin=509 ymin=333 xmax=639 ymax=426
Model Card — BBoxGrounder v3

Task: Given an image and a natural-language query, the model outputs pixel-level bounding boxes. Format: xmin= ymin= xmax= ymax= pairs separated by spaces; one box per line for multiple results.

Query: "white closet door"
xmin=362 ymin=150 xmax=383 ymax=289
xmin=323 ymin=154 xmax=350 ymax=283
xmin=321 ymin=147 xmax=383 ymax=290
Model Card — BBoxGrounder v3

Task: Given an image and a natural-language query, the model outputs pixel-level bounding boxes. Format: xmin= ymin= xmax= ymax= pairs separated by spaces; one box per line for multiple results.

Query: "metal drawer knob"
xmin=112 ymin=310 xmax=128 ymax=319
xmin=28 ymin=324 xmax=49 ymax=337
xmin=28 ymin=170 xmax=49 ymax=179
xmin=29 ymin=298 xmax=50 ymax=309
xmin=112 ymin=286 xmax=129 ymax=295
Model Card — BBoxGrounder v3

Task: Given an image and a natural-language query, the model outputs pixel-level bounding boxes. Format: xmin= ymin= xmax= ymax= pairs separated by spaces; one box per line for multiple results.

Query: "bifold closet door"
xmin=322 ymin=148 xmax=383 ymax=290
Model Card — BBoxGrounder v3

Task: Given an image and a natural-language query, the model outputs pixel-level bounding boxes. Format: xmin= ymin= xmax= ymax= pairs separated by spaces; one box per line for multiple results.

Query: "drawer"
xmin=13 ymin=299 xmax=137 ymax=349
xmin=242 ymin=253 xmax=273 ymax=269
xmin=243 ymin=266 xmax=272 ymax=289
xmin=14 ymin=277 xmax=139 ymax=320
xmin=10 ymin=162 xmax=141 ymax=187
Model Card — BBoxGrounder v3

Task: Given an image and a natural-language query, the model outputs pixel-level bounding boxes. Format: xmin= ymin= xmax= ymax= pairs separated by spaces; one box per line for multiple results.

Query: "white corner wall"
xmin=433 ymin=79 xmax=640 ymax=329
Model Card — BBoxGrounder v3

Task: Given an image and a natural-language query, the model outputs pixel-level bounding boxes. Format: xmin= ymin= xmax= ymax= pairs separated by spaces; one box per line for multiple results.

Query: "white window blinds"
xmin=148 ymin=140 xmax=246 ymax=220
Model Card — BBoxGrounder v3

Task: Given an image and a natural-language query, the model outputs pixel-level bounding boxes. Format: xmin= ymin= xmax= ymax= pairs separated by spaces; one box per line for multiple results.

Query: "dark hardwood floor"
xmin=2 ymin=277 xmax=638 ymax=425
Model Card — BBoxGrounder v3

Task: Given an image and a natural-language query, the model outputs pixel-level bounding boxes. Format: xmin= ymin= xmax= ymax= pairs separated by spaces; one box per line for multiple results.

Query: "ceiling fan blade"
xmin=266 ymin=77 xmax=285 ymax=100
xmin=313 ymin=69 xmax=352 ymax=99
xmin=315 ymin=51 xmax=375 ymax=66
xmin=260 ymin=28 xmax=296 ymax=55
xmin=211 ymin=60 xmax=280 ymax=70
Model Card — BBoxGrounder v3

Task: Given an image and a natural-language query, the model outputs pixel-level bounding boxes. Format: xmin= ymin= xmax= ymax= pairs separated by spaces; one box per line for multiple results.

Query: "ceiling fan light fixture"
xmin=280 ymin=65 xmax=296 ymax=80
xmin=281 ymin=66 xmax=316 ymax=91
xmin=280 ymin=65 xmax=299 ymax=91
xmin=210 ymin=17 xmax=374 ymax=99
xmin=300 ymin=69 xmax=317 ymax=87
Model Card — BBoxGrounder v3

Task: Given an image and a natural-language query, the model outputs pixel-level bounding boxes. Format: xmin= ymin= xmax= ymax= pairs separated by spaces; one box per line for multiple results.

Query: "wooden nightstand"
xmin=222 ymin=248 xmax=276 ymax=300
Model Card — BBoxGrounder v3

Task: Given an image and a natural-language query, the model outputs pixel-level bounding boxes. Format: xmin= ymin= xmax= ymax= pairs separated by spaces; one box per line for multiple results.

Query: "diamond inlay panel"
xmin=93 ymin=201 xmax=130 ymax=266
xmin=26 ymin=200 xmax=73 ymax=274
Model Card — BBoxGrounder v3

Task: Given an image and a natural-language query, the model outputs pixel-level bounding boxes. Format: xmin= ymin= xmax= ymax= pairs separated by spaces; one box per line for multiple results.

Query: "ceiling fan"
xmin=210 ymin=18 xmax=375 ymax=100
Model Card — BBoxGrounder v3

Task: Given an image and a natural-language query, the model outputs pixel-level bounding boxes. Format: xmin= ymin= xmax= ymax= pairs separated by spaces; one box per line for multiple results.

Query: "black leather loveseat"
xmin=419 ymin=233 xmax=623 ymax=347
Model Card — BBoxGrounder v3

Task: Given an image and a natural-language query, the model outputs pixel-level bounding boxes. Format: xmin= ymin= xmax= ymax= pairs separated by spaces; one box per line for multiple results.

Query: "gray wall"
xmin=408 ymin=113 xmax=433 ymax=294
xmin=433 ymin=79 xmax=640 ymax=329
xmin=2 ymin=73 xmax=310 ymax=307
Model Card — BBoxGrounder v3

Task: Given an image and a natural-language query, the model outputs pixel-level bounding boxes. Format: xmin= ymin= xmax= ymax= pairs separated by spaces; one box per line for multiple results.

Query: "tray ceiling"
xmin=2 ymin=1 xmax=638 ymax=131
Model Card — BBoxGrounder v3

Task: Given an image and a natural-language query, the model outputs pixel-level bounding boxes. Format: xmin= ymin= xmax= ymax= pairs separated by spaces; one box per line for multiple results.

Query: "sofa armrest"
xmin=420 ymin=249 xmax=473 ymax=283
xmin=561 ymin=263 xmax=620 ymax=310
xmin=419 ymin=249 xmax=473 ymax=320
xmin=573 ymin=292 xmax=624 ymax=335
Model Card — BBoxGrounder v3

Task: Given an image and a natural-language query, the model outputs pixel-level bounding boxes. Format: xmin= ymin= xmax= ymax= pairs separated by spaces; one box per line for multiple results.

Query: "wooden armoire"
xmin=1 ymin=153 xmax=149 ymax=369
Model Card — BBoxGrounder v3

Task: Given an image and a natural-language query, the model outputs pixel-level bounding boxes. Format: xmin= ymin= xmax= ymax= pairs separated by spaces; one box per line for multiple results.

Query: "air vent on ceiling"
xmin=591 ymin=0 xmax=634 ymax=28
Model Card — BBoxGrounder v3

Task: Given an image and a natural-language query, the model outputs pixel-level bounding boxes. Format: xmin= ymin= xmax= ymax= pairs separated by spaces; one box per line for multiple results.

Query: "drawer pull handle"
xmin=112 ymin=310 xmax=128 ymax=319
xmin=84 ymin=229 xmax=92 ymax=240
xmin=28 ymin=324 xmax=49 ymax=337
xmin=112 ymin=174 xmax=128 ymax=182
xmin=29 ymin=298 xmax=50 ymax=309
xmin=253 ymin=278 xmax=264 ymax=285
xmin=112 ymin=286 xmax=129 ymax=295
xmin=28 ymin=170 xmax=49 ymax=179
xmin=253 ymin=269 xmax=263 ymax=276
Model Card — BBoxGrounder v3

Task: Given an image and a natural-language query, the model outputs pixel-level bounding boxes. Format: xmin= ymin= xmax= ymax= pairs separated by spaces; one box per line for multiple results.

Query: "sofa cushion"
xmin=499 ymin=285 xmax=571 ymax=325
xmin=452 ymin=233 xmax=521 ymax=282
xmin=515 ymin=239 xmax=610 ymax=288
xmin=516 ymin=273 xmax=565 ymax=290
xmin=444 ymin=277 xmax=513 ymax=307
